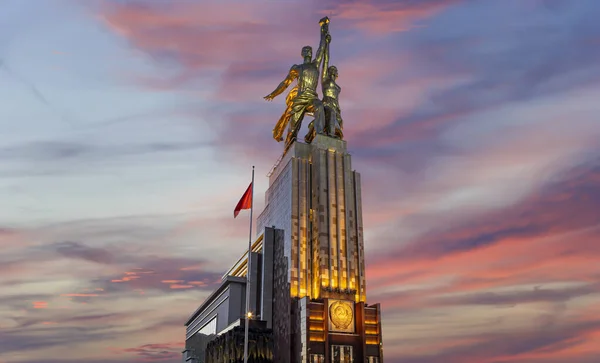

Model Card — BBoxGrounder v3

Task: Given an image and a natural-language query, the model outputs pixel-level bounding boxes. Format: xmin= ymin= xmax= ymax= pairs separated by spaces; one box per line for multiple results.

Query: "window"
xmin=367 ymin=356 xmax=379 ymax=363
xmin=331 ymin=345 xmax=353 ymax=363
xmin=310 ymin=354 xmax=325 ymax=363
xmin=197 ymin=316 xmax=217 ymax=336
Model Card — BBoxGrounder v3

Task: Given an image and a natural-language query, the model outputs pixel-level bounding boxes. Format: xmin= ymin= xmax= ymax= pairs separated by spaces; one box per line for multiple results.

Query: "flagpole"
xmin=243 ymin=166 xmax=255 ymax=363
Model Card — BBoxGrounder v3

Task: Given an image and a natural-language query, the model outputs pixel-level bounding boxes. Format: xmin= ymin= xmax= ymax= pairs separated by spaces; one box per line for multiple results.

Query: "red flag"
xmin=234 ymin=182 xmax=253 ymax=218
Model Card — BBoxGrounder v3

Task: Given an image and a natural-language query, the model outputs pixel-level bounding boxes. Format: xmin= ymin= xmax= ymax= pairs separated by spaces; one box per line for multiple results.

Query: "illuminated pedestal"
xmin=184 ymin=135 xmax=384 ymax=363
xmin=257 ymin=135 xmax=384 ymax=363
xmin=257 ymin=134 xmax=367 ymax=303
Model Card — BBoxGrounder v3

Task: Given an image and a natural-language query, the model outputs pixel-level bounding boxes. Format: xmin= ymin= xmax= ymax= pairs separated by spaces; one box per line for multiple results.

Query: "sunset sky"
xmin=1 ymin=0 xmax=600 ymax=362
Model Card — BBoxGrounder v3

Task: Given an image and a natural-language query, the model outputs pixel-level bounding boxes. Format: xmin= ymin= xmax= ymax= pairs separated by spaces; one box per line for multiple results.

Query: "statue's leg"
xmin=291 ymin=110 xmax=305 ymax=139
xmin=312 ymin=100 xmax=325 ymax=135
xmin=304 ymin=120 xmax=316 ymax=143
xmin=287 ymin=113 xmax=295 ymax=134
xmin=285 ymin=110 xmax=304 ymax=148
xmin=330 ymin=108 xmax=340 ymax=138
xmin=323 ymin=106 xmax=330 ymax=136
xmin=336 ymin=110 xmax=344 ymax=139
xmin=325 ymin=106 xmax=336 ymax=137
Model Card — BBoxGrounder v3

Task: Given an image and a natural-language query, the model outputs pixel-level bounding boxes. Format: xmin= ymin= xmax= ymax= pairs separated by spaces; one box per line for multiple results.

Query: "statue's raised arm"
xmin=313 ymin=17 xmax=330 ymax=66
xmin=321 ymin=34 xmax=331 ymax=85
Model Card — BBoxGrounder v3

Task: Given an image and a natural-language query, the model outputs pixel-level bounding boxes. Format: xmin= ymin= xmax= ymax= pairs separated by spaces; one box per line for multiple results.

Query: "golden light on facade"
xmin=366 ymin=337 xmax=379 ymax=345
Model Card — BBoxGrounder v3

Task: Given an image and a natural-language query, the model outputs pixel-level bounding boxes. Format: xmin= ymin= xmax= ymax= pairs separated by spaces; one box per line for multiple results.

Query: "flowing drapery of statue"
xmin=265 ymin=17 xmax=344 ymax=151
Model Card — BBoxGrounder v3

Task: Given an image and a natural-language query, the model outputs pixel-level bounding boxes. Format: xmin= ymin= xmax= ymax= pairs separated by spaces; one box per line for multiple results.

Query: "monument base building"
xmin=184 ymin=135 xmax=384 ymax=363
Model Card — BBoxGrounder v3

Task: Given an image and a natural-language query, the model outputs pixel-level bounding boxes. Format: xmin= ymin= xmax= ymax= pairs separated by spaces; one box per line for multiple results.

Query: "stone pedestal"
xmin=257 ymin=135 xmax=366 ymax=303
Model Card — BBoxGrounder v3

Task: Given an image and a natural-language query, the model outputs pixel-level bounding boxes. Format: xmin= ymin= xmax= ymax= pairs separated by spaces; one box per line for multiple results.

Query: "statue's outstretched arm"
xmin=264 ymin=66 xmax=298 ymax=101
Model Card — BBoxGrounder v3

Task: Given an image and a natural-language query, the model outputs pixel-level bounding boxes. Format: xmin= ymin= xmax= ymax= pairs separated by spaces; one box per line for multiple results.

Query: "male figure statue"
xmin=265 ymin=17 xmax=330 ymax=151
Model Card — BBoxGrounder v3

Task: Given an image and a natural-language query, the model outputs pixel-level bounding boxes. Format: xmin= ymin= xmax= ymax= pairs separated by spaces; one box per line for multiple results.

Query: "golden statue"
xmin=305 ymin=31 xmax=343 ymax=143
xmin=265 ymin=17 xmax=331 ymax=151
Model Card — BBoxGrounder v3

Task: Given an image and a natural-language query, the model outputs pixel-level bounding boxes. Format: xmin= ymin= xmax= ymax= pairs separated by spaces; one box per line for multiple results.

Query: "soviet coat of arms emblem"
xmin=329 ymin=300 xmax=354 ymax=332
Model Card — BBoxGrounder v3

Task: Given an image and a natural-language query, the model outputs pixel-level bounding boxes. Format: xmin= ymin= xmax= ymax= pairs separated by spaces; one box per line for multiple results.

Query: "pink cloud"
xmin=179 ymin=265 xmax=203 ymax=271
xmin=369 ymin=221 xmax=600 ymax=299
xmin=169 ymin=284 xmax=194 ymax=289
xmin=98 ymin=1 xmax=315 ymax=80
xmin=95 ymin=0 xmax=459 ymax=113
xmin=160 ymin=280 xmax=183 ymax=284
xmin=32 ymin=301 xmax=47 ymax=309
xmin=323 ymin=0 xmax=464 ymax=35
xmin=364 ymin=158 xmax=600 ymax=318
xmin=188 ymin=281 xmax=207 ymax=286
xmin=115 ymin=341 xmax=184 ymax=362
xmin=0 ymin=227 xmax=32 ymax=257
xmin=103 ymin=258 xmax=221 ymax=294
xmin=60 ymin=293 xmax=99 ymax=297
xmin=92 ymin=0 xmax=475 ymax=177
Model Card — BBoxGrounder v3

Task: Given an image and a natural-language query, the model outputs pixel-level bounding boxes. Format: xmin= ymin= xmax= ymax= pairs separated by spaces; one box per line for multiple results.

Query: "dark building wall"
xmin=187 ymin=288 xmax=229 ymax=338
xmin=261 ymin=227 xmax=275 ymax=328
xmin=249 ymin=252 xmax=261 ymax=318
xmin=293 ymin=298 xmax=308 ymax=363
xmin=227 ymin=282 xmax=245 ymax=327
xmin=213 ymin=288 xmax=233 ymax=334
xmin=257 ymin=157 xmax=293 ymax=273
xmin=205 ymin=325 xmax=273 ymax=363
xmin=272 ymin=228 xmax=291 ymax=363
xmin=186 ymin=278 xmax=247 ymax=340
xmin=185 ymin=333 xmax=215 ymax=363
xmin=187 ymin=228 xmax=280 ymax=344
